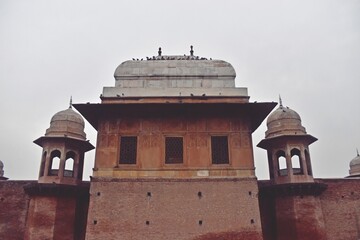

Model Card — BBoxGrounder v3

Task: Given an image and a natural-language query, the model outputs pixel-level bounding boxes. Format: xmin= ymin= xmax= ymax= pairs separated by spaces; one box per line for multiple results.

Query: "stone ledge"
xmin=24 ymin=183 xmax=89 ymax=197
xmin=90 ymin=176 xmax=258 ymax=183
xmin=103 ymin=87 xmax=248 ymax=98
xmin=258 ymin=182 xmax=327 ymax=197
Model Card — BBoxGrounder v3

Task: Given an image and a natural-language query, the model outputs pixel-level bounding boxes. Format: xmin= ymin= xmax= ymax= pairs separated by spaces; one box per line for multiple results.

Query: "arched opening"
xmin=49 ymin=150 xmax=61 ymax=176
xmin=39 ymin=151 xmax=47 ymax=177
xmin=305 ymin=149 xmax=312 ymax=175
xmin=64 ymin=151 xmax=75 ymax=177
xmin=291 ymin=148 xmax=303 ymax=175
xmin=276 ymin=150 xmax=287 ymax=176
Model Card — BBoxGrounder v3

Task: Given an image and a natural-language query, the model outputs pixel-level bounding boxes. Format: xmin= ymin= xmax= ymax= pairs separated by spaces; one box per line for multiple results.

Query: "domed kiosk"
xmin=258 ymin=98 xmax=317 ymax=184
xmin=257 ymin=98 xmax=327 ymax=240
xmin=0 ymin=160 xmax=8 ymax=180
xmin=349 ymin=150 xmax=360 ymax=177
xmin=24 ymin=101 xmax=94 ymax=240
xmin=33 ymin=102 xmax=94 ymax=185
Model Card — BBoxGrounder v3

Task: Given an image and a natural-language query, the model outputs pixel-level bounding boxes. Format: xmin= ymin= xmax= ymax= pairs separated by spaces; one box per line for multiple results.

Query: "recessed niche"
xmin=147 ymin=192 xmax=152 ymax=197
xmin=93 ymin=220 xmax=97 ymax=225
xmin=146 ymin=221 xmax=150 ymax=225
xmin=198 ymin=220 xmax=203 ymax=226
xmin=251 ymin=219 xmax=254 ymax=224
xmin=198 ymin=191 xmax=202 ymax=198
xmin=97 ymin=192 xmax=101 ymax=196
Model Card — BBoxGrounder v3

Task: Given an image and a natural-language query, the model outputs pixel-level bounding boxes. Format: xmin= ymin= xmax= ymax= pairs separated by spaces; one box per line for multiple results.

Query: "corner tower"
xmin=257 ymin=99 xmax=316 ymax=184
xmin=33 ymin=103 xmax=94 ymax=185
xmin=24 ymin=102 xmax=94 ymax=240
xmin=257 ymin=99 xmax=327 ymax=240
xmin=75 ymin=47 xmax=276 ymax=240
xmin=348 ymin=149 xmax=360 ymax=177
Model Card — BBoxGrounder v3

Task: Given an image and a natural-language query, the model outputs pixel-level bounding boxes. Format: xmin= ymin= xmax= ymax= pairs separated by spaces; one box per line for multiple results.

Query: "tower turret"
xmin=349 ymin=149 xmax=360 ymax=177
xmin=257 ymin=99 xmax=327 ymax=240
xmin=33 ymin=103 xmax=94 ymax=185
xmin=257 ymin=99 xmax=316 ymax=184
xmin=24 ymin=102 xmax=94 ymax=240
xmin=0 ymin=160 xmax=8 ymax=180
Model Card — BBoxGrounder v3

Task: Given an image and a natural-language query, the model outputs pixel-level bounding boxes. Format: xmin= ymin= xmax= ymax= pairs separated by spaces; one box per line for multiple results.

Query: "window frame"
xmin=164 ymin=136 xmax=184 ymax=165
xmin=119 ymin=136 xmax=138 ymax=165
xmin=210 ymin=135 xmax=230 ymax=165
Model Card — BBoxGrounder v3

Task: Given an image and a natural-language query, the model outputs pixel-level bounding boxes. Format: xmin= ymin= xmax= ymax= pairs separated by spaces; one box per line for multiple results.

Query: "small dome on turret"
xmin=45 ymin=105 xmax=86 ymax=140
xmin=350 ymin=153 xmax=360 ymax=167
xmin=0 ymin=160 xmax=4 ymax=177
xmin=265 ymin=98 xmax=306 ymax=138
xmin=350 ymin=150 xmax=360 ymax=167
xmin=349 ymin=150 xmax=360 ymax=177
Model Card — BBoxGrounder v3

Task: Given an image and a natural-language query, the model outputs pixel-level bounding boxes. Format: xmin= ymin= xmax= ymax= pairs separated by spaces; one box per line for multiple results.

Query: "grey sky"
xmin=0 ymin=0 xmax=359 ymax=180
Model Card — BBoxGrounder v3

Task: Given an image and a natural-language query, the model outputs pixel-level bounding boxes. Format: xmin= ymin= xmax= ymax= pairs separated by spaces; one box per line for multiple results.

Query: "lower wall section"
xmin=0 ymin=181 xmax=32 ymax=240
xmin=274 ymin=195 xmax=326 ymax=240
xmin=318 ymin=178 xmax=360 ymax=240
xmin=24 ymin=196 xmax=77 ymax=240
xmin=86 ymin=177 xmax=263 ymax=240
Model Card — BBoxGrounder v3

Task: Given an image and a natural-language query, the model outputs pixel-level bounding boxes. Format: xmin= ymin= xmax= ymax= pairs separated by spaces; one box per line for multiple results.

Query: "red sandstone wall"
xmin=86 ymin=178 xmax=263 ymax=240
xmin=0 ymin=181 xmax=32 ymax=240
xmin=95 ymin=116 xmax=254 ymax=170
xmin=24 ymin=196 xmax=77 ymax=240
xmin=275 ymin=195 xmax=326 ymax=240
xmin=318 ymin=178 xmax=360 ymax=240
xmin=257 ymin=186 xmax=276 ymax=240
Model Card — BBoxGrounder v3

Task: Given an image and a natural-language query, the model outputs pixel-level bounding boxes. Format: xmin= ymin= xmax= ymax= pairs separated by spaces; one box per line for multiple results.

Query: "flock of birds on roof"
xmin=131 ymin=46 xmax=212 ymax=61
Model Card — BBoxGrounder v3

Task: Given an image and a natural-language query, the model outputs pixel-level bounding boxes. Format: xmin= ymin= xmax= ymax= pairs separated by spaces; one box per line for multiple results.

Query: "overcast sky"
xmin=0 ymin=0 xmax=359 ymax=180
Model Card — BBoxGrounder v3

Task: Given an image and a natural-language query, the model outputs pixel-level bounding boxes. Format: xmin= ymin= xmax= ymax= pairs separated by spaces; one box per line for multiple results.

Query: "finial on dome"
xmin=190 ymin=45 xmax=194 ymax=56
xmin=158 ymin=47 xmax=162 ymax=56
xmin=69 ymin=96 xmax=73 ymax=109
xmin=279 ymin=95 xmax=283 ymax=107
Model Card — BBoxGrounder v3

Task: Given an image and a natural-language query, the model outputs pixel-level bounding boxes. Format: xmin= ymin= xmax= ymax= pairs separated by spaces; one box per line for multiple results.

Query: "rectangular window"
xmin=165 ymin=137 xmax=183 ymax=164
xmin=119 ymin=136 xmax=137 ymax=164
xmin=211 ymin=136 xmax=229 ymax=164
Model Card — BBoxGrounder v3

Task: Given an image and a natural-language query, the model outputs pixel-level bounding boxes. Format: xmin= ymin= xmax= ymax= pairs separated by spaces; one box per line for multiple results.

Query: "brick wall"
xmin=86 ymin=177 xmax=263 ymax=240
xmin=0 ymin=181 xmax=33 ymax=240
xmin=317 ymin=178 xmax=360 ymax=240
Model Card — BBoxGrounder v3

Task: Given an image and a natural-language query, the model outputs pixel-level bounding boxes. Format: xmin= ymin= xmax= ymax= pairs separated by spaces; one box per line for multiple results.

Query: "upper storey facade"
xmin=75 ymin=48 xmax=275 ymax=179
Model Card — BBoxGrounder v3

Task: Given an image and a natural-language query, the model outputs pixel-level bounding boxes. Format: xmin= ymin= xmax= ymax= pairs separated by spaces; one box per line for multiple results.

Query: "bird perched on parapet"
xmin=116 ymin=94 xmax=121 ymax=97
xmin=202 ymin=94 xmax=206 ymax=97
xmin=132 ymin=58 xmax=135 ymax=60
xmin=141 ymin=58 xmax=143 ymax=61
xmin=210 ymin=58 xmax=212 ymax=60
xmin=136 ymin=58 xmax=139 ymax=61
xmin=190 ymin=93 xmax=194 ymax=96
